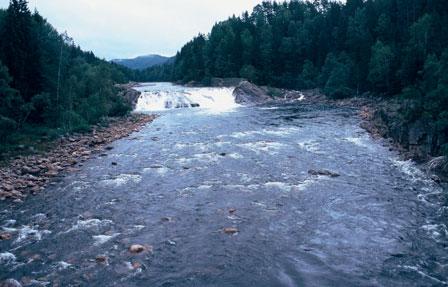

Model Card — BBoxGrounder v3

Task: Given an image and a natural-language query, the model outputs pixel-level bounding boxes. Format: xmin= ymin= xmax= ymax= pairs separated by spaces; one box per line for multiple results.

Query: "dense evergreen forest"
xmin=0 ymin=0 xmax=136 ymax=155
xmin=147 ymin=0 xmax=448 ymax=156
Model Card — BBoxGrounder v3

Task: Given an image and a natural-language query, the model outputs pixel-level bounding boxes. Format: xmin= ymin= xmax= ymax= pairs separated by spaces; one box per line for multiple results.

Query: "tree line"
xmin=0 ymin=0 xmax=135 ymax=154
xmin=146 ymin=0 xmax=448 ymax=155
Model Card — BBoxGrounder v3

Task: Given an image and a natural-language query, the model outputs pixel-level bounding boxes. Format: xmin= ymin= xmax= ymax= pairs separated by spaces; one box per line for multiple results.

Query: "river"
xmin=1 ymin=83 xmax=447 ymax=286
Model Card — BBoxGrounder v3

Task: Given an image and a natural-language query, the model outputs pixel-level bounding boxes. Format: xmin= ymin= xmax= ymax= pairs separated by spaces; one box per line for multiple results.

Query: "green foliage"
xmin=368 ymin=41 xmax=394 ymax=92
xmin=322 ymin=53 xmax=354 ymax=99
xmin=0 ymin=1 xmax=134 ymax=153
xmin=239 ymin=65 xmax=258 ymax=83
xmin=297 ymin=60 xmax=317 ymax=89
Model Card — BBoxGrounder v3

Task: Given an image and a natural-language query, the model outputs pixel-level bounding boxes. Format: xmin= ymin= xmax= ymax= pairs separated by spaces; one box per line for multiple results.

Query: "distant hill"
xmin=112 ymin=54 xmax=174 ymax=70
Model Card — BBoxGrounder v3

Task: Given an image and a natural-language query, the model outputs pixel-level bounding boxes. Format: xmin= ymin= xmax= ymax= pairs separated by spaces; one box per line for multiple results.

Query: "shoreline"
xmin=254 ymin=84 xmax=447 ymax=181
xmin=306 ymin=92 xmax=448 ymax=182
xmin=0 ymin=114 xmax=157 ymax=202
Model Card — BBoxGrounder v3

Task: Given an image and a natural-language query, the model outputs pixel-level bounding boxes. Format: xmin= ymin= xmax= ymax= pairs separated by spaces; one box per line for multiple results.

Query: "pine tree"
xmin=0 ymin=0 xmax=42 ymax=101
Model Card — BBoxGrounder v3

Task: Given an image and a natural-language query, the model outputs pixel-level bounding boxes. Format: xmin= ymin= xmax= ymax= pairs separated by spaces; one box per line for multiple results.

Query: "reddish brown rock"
xmin=0 ymin=232 xmax=12 ymax=240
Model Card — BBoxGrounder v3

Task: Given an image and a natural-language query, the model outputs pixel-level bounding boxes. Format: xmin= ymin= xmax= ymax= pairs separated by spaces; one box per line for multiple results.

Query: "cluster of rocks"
xmin=116 ymin=83 xmax=141 ymax=110
xmin=0 ymin=114 xmax=157 ymax=201
xmin=233 ymin=81 xmax=273 ymax=105
xmin=233 ymin=81 xmax=307 ymax=105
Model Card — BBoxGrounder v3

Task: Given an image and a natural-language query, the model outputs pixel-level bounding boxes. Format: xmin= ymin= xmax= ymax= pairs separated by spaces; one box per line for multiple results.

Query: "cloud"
xmin=0 ymin=0 xmax=264 ymax=59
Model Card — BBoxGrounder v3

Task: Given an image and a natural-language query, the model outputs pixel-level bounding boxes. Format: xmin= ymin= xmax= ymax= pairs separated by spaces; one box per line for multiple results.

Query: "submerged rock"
xmin=95 ymin=255 xmax=108 ymax=264
xmin=308 ymin=169 xmax=340 ymax=177
xmin=223 ymin=227 xmax=239 ymax=235
xmin=129 ymin=244 xmax=153 ymax=254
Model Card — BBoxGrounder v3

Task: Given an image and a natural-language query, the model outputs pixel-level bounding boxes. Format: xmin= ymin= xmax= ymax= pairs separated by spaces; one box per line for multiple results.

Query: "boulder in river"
xmin=0 ymin=232 xmax=12 ymax=240
xmin=129 ymin=244 xmax=153 ymax=254
xmin=308 ymin=169 xmax=340 ymax=177
xmin=223 ymin=227 xmax=238 ymax=235
xmin=233 ymin=81 xmax=272 ymax=105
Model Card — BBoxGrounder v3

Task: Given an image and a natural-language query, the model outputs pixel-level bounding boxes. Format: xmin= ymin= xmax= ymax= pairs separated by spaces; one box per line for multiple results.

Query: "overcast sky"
xmin=0 ymin=0 xmax=265 ymax=60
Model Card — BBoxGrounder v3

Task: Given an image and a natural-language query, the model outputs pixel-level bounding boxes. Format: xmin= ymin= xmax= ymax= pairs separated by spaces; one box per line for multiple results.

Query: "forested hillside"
xmin=0 ymin=0 xmax=135 ymax=155
xmin=150 ymin=0 xmax=448 ymax=156
xmin=112 ymin=55 xmax=174 ymax=70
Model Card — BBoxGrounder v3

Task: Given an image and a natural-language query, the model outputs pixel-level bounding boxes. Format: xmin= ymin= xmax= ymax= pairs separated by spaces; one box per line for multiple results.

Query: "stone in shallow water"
xmin=95 ymin=255 xmax=108 ymax=264
xmin=129 ymin=244 xmax=153 ymax=254
xmin=0 ymin=233 xmax=12 ymax=240
xmin=308 ymin=169 xmax=340 ymax=177
xmin=223 ymin=227 xmax=238 ymax=235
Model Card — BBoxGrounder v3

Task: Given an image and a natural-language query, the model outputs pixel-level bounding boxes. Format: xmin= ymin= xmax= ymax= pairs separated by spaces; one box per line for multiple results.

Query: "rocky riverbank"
xmin=298 ymin=90 xmax=448 ymax=181
xmin=358 ymin=98 xmax=448 ymax=181
xmin=0 ymin=114 xmax=157 ymax=202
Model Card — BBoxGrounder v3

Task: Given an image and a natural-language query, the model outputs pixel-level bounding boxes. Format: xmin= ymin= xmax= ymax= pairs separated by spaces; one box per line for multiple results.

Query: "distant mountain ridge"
xmin=112 ymin=54 xmax=174 ymax=70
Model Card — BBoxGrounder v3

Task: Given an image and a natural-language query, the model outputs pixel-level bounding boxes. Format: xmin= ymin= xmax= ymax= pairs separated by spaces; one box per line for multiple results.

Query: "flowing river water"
xmin=1 ymin=83 xmax=447 ymax=286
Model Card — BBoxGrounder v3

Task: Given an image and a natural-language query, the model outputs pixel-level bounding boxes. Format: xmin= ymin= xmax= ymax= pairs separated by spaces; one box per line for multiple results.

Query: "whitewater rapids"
xmin=134 ymin=82 xmax=239 ymax=113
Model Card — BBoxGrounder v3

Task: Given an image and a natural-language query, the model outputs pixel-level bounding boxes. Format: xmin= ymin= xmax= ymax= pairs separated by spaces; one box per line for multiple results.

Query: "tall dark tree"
xmin=0 ymin=0 xmax=42 ymax=100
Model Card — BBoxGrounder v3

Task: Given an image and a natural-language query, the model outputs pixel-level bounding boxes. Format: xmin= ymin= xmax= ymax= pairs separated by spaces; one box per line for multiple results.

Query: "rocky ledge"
xmin=359 ymin=98 xmax=448 ymax=181
xmin=0 ymin=114 xmax=157 ymax=202
xmin=116 ymin=83 xmax=141 ymax=110
xmin=233 ymin=81 xmax=305 ymax=105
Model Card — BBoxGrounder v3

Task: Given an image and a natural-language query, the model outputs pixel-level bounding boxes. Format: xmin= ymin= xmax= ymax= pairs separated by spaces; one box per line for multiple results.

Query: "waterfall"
xmin=134 ymin=83 xmax=239 ymax=113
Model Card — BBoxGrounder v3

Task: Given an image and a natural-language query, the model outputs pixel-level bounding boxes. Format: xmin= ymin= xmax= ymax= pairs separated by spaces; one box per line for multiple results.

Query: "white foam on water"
xmin=421 ymin=224 xmax=448 ymax=241
xmin=143 ymin=166 xmax=170 ymax=175
xmin=227 ymin=127 xmax=299 ymax=139
xmin=344 ymin=137 xmax=371 ymax=149
xmin=264 ymin=177 xmax=321 ymax=192
xmin=238 ymin=173 xmax=252 ymax=183
xmin=238 ymin=141 xmax=286 ymax=154
xmin=214 ymin=141 xmax=232 ymax=147
xmin=297 ymin=140 xmax=321 ymax=153
xmin=0 ymin=252 xmax=16 ymax=265
xmin=177 ymin=152 xmax=223 ymax=164
xmin=135 ymin=84 xmax=239 ymax=113
xmin=260 ymin=107 xmax=280 ymax=110
xmin=132 ymin=225 xmax=145 ymax=231
xmin=65 ymin=219 xmax=113 ymax=233
xmin=399 ymin=265 xmax=447 ymax=285
xmin=228 ymin=153 xmax=244 ymax=159
xmin=2 ymin=219 xmax=16 ymax=227
xmin=174 ymin=142 xmax=210 ymax=152
xmin=93 ymin=233 xmax=120 ymax=246
xmin=229 ymin=131 xmax=259 ymax=138
xmin=100 ymin=174 xmax=142 ymax=187
xmin=261 ymin=127 xmax=300 ymax=137
xmin=54 ymin=261 xmax=72 ymax=270
xmin=295 ymin=178 xmax=319 ymax=190
xmin=392 ymin=159 xmax=424 ymax=179
xmin=265 ymin=182 xmax=291 ymax=191
xmin=14 ymin=225 xmax=51 ymax=244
